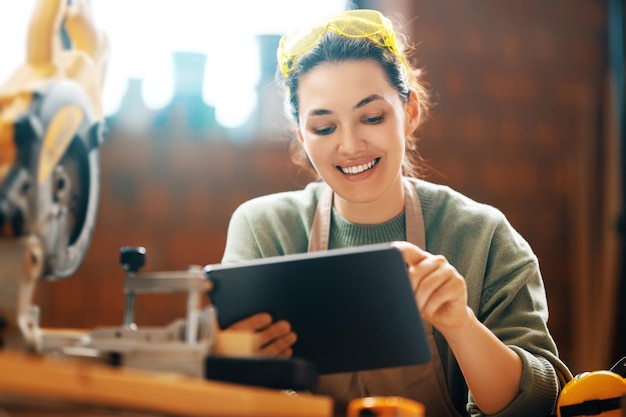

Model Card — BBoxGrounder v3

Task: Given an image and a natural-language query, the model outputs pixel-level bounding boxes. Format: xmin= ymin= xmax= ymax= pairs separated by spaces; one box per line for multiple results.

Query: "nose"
xmin=337 ymin=126 xmax=366 ymax=155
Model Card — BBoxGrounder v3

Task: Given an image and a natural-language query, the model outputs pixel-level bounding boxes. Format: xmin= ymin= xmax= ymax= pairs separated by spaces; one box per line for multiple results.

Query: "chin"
xmin=334 ymin=183 xmax=382 ymax=204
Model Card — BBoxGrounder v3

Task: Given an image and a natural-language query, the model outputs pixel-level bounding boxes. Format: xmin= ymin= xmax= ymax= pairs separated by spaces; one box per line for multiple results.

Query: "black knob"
xmin=120 ymin=246 xmax=146 ymax=273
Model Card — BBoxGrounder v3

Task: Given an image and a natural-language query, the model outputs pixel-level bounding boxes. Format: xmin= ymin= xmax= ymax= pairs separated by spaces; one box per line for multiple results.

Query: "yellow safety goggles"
xmin=277 ymin=9 xmax=406 ymax=80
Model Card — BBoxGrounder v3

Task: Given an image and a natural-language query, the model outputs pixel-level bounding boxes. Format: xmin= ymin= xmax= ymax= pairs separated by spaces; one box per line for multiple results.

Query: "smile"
xmin=338 ymin=158 xmax=380 ymax=175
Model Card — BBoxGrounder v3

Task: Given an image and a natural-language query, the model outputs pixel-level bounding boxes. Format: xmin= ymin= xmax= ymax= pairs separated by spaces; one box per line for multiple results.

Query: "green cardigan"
xmin=221 ymin=177 xmax=572 ymax=417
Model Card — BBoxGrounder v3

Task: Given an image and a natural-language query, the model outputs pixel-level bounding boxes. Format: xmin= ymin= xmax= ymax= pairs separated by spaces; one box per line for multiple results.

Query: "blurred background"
xmin=1 ymin=0 xmax=623 ymax=376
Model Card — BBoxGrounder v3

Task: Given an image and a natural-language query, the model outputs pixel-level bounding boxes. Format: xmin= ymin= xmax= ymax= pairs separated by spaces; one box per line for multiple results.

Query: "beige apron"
xmin=308 ymin=179 xmax=462 ymax=417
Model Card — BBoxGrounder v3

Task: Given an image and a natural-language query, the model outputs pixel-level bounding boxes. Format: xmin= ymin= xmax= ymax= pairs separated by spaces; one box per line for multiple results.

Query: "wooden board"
xmin=0 ymin=350 xmax=333 ymax=417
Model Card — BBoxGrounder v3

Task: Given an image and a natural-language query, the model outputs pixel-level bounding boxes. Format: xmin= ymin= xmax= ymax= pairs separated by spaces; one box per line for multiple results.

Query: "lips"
xmin=338 ymin=158 xmax=380 ymax=175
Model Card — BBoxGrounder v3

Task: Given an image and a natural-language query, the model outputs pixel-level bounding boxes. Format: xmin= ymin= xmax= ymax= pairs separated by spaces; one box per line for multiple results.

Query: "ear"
xmin=405 ymin=89 xmax=420 ymax=136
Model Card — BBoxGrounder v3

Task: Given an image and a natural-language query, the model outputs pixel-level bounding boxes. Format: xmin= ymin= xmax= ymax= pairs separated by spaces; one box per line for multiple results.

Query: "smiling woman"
xmin=220 ymin=8 xmax=573 ymax=417
xmin=0 ymin=0 xmax=348 ymax=129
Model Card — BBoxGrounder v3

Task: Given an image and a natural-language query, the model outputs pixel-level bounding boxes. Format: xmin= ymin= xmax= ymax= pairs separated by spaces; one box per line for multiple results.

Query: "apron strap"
xmin=308 ymin=179 xmax=426 ymax=251
xmin=403 ymin=177 xmax=426 ymax=250
xmin=307 ymin=185 xmax=333 ymax=253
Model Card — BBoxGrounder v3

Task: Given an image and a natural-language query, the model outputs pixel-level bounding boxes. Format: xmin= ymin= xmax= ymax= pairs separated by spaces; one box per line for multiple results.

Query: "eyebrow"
xmin=354 ymin=94 xmax=386 ymax=109
xmin=305 ymin=94 xmax=387 ymax=118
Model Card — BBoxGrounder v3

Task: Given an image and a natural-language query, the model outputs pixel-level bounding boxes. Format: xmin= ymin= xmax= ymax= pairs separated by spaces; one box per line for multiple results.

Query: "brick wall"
xmin=405 ymin=0 xmax=609 ymax=371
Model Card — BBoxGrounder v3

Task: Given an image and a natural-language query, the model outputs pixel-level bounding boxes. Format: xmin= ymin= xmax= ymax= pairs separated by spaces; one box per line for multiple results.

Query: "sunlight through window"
xmin=0 ymin=0 xmax=348 ymax=129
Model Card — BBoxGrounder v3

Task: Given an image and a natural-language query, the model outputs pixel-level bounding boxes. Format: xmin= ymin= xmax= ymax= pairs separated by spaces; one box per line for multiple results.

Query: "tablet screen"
xmin=204 ymin=243 xmax=431 ymax=374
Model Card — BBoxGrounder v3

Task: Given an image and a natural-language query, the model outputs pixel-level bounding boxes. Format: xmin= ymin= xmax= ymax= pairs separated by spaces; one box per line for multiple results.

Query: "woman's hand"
xmin=393 ymin=241 xmax=523 ymax=414
xmin=392 ymin=241 xmax=471 ymax=332
xmin=227 ymin=313 xmax=297 ymax=358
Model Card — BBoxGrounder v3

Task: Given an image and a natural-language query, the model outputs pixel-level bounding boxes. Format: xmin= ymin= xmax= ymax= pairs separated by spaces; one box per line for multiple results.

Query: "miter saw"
xmin=0 ymin=0 xmax=217 ymax=367
xmin=0 ymin=1 xmax=317 ymax=392
xmin=0 ymin=0 xmax=224 ymax=369
xmin=0 ymin=0 xmax=109 ymax=351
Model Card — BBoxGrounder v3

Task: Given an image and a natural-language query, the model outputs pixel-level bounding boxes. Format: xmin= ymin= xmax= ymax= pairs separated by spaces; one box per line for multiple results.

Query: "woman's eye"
xmin=313 ymin=126 xmax=336 ymax=135
xmin=363 ymin=115 xmax=383 ymax=124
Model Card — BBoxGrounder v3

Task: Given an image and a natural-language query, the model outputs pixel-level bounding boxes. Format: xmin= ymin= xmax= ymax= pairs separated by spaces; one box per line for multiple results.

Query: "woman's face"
xmin=296 ymin=59 xmax=419 ymax=222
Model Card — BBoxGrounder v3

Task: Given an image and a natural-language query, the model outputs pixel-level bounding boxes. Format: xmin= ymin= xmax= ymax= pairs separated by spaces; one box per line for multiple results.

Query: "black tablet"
xmin=203 ymin=243 xmax=431 ymax=375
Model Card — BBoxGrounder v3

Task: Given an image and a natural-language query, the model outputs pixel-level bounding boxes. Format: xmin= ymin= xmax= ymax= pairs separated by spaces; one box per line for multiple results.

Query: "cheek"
xmin=302 ymin=138 xmax=339 ymax=175
xmin=297 ymin=129 xmax=316 ymax=160
xmin=300 ymin=138 xmax=324 ymax=167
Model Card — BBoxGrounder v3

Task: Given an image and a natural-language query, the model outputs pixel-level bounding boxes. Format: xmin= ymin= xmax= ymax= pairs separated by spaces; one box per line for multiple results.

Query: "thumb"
xmin=391 ymin=241 xmax=428 ymax=292
xmin=391 ymin=240 xmax=428 ymax=265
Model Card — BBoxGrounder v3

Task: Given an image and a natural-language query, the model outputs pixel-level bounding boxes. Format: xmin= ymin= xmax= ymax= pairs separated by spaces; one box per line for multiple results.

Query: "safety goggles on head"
xmin=277 ymin=9 xmax=406 ymax=80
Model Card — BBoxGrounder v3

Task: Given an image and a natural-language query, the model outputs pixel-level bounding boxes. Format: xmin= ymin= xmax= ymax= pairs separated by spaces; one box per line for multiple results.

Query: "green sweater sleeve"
xmin=221 ymin=183 xmax=322 ymax=262
xmin=418 ymin=180 xmax=572 ymax=416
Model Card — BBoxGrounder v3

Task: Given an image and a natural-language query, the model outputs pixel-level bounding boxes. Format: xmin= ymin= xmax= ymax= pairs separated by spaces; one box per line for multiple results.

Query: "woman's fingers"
xmin=418 ymin=268 xmax=468 ymax=328
xmin=391 ymin=241 xmax=428 ymax=265
xmin=408 ymin=253 xmax=448 ymax=291
xmin=257 ymin=320 xmax=292 ymax=347
xmin=412 ymin=255 xmax=458 ymax=302
xmin=259 ymin=328 xmax=298 ymax=358
xmin=226 ymin=313 xmax=297 ymax=358
xmin=393 ymin=241 xmax=469 ymax=331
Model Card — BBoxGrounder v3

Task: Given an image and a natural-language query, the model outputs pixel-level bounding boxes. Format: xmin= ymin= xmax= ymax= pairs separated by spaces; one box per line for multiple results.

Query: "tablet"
xmin=203 ymin=243 xmax=431 ymax=375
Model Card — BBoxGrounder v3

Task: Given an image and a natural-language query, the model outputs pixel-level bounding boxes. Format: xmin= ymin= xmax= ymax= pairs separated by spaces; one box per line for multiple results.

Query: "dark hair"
xmin=280 ymin=30 xmax=431 ymax=179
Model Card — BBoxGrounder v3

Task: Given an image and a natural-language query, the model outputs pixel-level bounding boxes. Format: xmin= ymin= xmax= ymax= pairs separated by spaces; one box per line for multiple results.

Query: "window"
xmin=0 ymin=0 xmax=348 ymax=131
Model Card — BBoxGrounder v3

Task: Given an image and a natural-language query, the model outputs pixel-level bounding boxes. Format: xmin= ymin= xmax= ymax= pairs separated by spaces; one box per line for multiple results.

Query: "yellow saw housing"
xmin=0 ymin=0 xmax=109 ymax=279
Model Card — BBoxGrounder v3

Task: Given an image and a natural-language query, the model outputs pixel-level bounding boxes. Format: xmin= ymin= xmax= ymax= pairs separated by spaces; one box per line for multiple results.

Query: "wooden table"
xmin=0 ymin=350 xmax=333 ymax=417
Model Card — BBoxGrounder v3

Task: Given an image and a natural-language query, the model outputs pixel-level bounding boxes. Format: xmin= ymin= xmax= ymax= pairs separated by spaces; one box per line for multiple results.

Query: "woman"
xmin=220 ymin=9 xmax=572 ymax=417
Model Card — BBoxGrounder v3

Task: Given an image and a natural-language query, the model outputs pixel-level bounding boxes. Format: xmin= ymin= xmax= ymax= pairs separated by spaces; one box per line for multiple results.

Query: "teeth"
xmin=341 ymin=158 xmax=378 ymax=175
